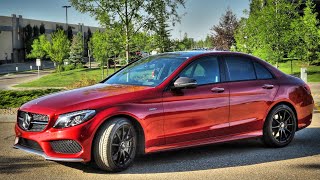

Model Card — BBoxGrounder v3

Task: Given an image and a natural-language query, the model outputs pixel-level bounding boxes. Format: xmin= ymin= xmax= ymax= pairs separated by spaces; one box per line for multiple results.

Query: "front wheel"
xmin=263 ymin=104 xmax=297 ymax=148
xmin=93 ymin=118 xmax=137 ymax=172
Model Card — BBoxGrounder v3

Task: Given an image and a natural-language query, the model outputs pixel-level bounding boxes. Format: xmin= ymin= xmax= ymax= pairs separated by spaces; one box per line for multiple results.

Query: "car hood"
xmin=21 ymin=83 xmax=153 ymax=114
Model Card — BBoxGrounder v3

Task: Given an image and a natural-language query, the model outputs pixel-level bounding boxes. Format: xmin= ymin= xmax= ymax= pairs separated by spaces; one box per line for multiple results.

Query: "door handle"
xmin=211 ymin=87 xmax=225 ymax=93
xmin=262 ymin=84 xmax=274 ymax=89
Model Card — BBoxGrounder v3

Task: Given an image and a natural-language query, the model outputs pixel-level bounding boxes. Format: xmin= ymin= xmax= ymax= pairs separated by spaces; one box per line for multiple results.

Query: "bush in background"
xmin=0 ymin=89 xmax=61 ymax=108
xmin=67 ymin=74 xmax=97 ymax=89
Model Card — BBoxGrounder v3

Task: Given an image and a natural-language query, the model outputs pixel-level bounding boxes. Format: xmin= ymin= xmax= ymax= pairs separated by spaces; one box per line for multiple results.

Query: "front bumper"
xmin=14 ymin=117 xmax=97 ymax=162
xmin=13 ymin=144 xmax=84 ymax=162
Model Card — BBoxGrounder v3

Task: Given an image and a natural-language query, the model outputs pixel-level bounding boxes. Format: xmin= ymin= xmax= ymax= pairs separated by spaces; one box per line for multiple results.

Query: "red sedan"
xmin=14 ymin=51 xmax=314 ymax=172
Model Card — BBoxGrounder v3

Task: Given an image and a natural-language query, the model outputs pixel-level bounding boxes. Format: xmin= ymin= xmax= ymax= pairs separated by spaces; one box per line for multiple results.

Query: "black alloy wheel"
xmin=263 ymin=104 xmax=297 ymax=148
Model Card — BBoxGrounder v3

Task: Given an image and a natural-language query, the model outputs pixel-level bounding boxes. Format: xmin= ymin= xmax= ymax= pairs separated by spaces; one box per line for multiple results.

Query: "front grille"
xmin=18 ymin=111 xmax=49 ymax=132
xmin=18 ymin=138 xmax=43 ymax=152
xmin=50 ymin=140 xmax=82 ymax=154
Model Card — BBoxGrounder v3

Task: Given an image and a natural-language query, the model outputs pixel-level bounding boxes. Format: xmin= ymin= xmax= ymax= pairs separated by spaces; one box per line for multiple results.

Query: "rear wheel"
xmin=93 ymin=118 xmax=137 ymax=172
xmin=263 ymin=104 xmax=296 ymax=148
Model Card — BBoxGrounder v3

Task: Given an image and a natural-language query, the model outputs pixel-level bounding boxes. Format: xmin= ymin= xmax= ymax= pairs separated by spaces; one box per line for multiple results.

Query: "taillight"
xmin=303 ymin=84 xmax=311 ymax=94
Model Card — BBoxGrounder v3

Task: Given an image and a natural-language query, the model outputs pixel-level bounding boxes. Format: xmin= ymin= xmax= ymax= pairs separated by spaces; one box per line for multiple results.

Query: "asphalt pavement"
xmin=0 ymin=70 xmax=53 ymax=90
xmin=0 ymin=113 xmax=319 ymax=180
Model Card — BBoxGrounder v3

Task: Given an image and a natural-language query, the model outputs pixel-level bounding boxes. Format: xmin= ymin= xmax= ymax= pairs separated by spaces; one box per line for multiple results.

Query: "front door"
xmin=162 ymin=56 xmax=230 ymax=145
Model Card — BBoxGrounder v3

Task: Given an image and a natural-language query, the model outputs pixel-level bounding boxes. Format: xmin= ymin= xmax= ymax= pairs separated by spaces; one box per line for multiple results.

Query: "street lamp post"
xmin=62 ymin=5 xmax=71 ymax=28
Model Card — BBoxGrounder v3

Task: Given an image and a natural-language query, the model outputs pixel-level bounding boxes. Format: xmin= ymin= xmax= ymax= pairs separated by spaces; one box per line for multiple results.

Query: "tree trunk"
xmin=125 ymin=0 xmax=130 ymax=65
xmin=101 ymin=60 xmax=104 ymax=80
xmin=114 ymin=56 xmax=116 ymax=72
xmin=106 ymin=59 xmax=109 ymax=76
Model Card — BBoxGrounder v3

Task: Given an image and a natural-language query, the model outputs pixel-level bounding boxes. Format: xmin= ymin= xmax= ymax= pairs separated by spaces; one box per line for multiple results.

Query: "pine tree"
xmin=211 ymin=8 xmax=238 ymax=50
xmin=69 ymin=32 xmax=84 ymax=65
xmin=40 ymin=23 xmax=45 ymax=34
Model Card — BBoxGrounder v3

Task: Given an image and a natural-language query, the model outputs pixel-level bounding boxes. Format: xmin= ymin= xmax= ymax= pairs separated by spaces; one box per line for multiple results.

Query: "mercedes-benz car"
xmin=14 ymin=51 xmax=314 ymax=172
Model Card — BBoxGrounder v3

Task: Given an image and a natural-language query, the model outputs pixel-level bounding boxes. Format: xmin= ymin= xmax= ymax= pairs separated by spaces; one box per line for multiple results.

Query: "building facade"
xmin=0 ymin=14 xmax=101 ymax=64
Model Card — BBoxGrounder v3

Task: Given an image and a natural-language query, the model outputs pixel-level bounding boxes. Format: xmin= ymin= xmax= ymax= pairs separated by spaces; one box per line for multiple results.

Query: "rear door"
xmin=223 ymin=55 xmax=279 ymax=135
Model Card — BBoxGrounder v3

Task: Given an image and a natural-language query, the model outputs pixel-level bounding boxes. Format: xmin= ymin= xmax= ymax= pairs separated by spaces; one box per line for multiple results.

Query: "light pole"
xmin=62 ymin=5 xmax=71 ymax=29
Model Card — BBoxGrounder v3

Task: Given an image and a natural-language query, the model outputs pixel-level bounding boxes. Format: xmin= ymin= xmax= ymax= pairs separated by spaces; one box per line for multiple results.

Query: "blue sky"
xmin=0 ymin=0 xmax=249 ymax=40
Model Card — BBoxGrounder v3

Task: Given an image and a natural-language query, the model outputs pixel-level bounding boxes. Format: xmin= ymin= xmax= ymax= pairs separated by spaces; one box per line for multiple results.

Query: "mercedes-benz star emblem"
xmin=22 ymin=113 xmax=32 ymax=130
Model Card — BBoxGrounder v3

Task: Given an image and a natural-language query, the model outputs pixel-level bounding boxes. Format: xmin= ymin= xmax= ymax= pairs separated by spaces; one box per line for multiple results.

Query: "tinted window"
xmin=179 ymin=57 xmax=220 ymax=85
xmin=105 ymin=55 xmax=186 ymax=86
xmin=225 ymin=56 xmax=256 ymax=81
xmin=254 ymin=62 xmax=273 ymax=79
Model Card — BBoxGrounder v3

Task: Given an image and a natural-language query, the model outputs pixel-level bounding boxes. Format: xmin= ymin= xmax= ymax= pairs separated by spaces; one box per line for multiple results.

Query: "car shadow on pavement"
xmin=0 ymin=156 xmax=53 ymax=174
xmin=59 ymin=127 xmax=320 ymax=174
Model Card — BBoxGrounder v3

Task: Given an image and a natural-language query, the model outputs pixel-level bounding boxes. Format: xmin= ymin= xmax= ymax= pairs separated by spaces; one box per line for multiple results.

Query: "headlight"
xmin=53 ymin=110 xmax=96 ymax=128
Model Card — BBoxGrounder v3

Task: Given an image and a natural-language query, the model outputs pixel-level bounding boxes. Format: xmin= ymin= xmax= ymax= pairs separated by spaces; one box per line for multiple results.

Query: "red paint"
xmin=14 ymin=51 xmax=314 ymax=162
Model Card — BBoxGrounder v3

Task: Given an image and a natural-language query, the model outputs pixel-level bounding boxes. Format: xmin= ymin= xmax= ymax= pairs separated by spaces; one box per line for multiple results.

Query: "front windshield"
xmin=105 ymin=55 xmax=187 ymax=87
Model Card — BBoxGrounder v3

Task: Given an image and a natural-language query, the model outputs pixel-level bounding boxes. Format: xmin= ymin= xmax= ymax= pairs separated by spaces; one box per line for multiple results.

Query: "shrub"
xmin=0 ymin=89 xmax=61 ymax=108
xmin=67 ymin=74 xmax=97 ymax=89
xmin=64 ymin=64 xmax=76 ymax=71
xmin=75 ymin=63 xmax=84 ymax=69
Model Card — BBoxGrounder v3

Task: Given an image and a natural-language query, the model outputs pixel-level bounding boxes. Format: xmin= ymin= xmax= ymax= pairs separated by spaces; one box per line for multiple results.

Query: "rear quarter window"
xmin=254 ymin=62 xmax=273 ymax=79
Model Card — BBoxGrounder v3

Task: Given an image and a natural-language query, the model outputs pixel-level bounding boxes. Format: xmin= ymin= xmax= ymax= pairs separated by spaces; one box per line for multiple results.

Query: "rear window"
xmin=225 ymin=56 xmax=256 ymax=81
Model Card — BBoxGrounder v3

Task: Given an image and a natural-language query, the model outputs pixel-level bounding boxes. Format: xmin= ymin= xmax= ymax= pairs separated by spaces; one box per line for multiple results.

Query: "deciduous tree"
xmin=70 ymin=0 xmax=185 ymax=63
xmin=44 ymin=30 xmax=70 ymax=72
xmin=290 ymin=0 xmax=320 ymax=65
xmin=27 ymin=34 xmax=49 ymax=60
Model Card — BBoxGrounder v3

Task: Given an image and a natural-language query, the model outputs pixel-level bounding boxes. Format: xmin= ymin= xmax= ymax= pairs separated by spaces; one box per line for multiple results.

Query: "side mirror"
xmin=173 ymin=77 xmax=197 ymax=89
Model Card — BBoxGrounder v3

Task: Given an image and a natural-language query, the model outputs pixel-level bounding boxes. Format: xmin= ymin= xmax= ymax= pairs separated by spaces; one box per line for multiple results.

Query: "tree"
xmin=290 ymin=0 xmax=320 ymax=65
xmin=44 ymin=30 xmax=70 ymax=72
xmin=234 ymin=0 xmax=299 ymax=65
xmin=90 ymin=31 xmax=109 ymax=79
xmin=204 ymin=34 xmax=213 ymax=48
xmin=69 ymin=32 xmax=84 ymax=65
xmin=211 ymin=8 xmax=238 ymax=50
xmin=56 ymin=24 xmax=64 ymax=31
xmin=23 ymin=24 xmax=33 ymax=55
xmin=70 ymin=0 xmax=185 ymax=63
xmin=33 ymin=25 xmax=40 ymax=38
xmin=40 ymin=23 xmax=45 ymax=34
xmin=67 ymin=26 xmax=73 ymax=40
xmin=27 ymin=34 xmax=49 ymax=60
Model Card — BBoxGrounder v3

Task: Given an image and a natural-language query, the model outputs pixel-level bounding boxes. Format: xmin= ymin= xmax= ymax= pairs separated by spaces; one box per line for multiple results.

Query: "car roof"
xmin=160 ymin=51 xmax=250 ymax=59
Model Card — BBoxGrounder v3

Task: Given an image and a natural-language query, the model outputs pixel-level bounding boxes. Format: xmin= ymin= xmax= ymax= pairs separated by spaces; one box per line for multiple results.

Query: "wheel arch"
xmin=91 ymin=114 xmax=146 ymax=162
xmin=264 ymin=101 xmax=298 ymax=129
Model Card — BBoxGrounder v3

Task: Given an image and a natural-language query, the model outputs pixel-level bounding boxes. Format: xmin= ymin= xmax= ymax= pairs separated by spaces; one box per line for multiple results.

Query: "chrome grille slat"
xmin=31 ymin=121 xmax=48 ymax=125
xmin=17 ymin=111 xmax=49 ymax=132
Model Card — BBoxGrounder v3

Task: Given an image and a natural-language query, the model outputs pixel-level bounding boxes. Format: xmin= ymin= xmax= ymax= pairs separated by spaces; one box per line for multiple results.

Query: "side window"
xmin=254 ymin=62 xmax=273 ymax=79
xmin=225 ymin=56 xmax=256 ymax=81
xmin=179 ymin=57 xmax=220 ymax=85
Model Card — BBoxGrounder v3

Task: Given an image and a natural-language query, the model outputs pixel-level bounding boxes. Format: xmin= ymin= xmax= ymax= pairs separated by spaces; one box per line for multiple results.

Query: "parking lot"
xmin=0 ymin=113 xmax=319 ymax=180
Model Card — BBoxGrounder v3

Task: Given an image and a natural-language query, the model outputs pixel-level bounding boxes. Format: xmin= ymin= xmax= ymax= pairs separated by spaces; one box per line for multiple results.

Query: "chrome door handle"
xmin=262 ymin=84 xmax=274 ymax=89
xmin=211 ymin=87 xmax=224 ymax=93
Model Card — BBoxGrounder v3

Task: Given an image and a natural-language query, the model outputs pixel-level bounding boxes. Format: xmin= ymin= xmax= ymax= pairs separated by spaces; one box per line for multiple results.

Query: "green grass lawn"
xmin=15 ymin=68 xmax=119 ymax=88
xmin=278 ymin=61 xmax=320 ymax=82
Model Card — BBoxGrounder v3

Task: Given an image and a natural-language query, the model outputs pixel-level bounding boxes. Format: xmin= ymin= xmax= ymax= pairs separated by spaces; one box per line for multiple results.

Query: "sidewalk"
xmin=0 ymin=70 xmax=53 ymax=90
xmin=0 ymin=61 xmax=54 ymax=74
xmin=309 ymin=82 xmax=320 ymax=112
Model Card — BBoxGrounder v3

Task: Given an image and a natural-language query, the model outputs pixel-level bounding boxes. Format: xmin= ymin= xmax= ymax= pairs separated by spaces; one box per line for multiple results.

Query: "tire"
xmin=263 ymin=104 xmax=297 ymax=148
xmin=93 ymin=118 xmax=137 ymax=172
